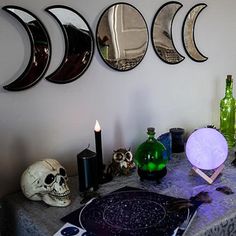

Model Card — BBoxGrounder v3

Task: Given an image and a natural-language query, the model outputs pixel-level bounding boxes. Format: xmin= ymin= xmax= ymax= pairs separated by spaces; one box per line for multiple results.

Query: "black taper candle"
xmin=94 ymin=120 xmax=103 ymax=181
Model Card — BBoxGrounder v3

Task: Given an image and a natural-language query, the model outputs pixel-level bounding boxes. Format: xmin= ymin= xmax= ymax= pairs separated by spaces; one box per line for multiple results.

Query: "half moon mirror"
xmin=151 ymin=2 xmax=184 ymax=64
xmin=45 ymin=6 xmax=94 ymax=83
xmin=96 ymin=3 xmax=149 ymax=71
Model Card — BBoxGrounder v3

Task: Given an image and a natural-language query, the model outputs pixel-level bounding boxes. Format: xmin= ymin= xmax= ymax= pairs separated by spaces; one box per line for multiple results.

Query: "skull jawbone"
xmin=42 ymin=193 xmax=71 ymax=207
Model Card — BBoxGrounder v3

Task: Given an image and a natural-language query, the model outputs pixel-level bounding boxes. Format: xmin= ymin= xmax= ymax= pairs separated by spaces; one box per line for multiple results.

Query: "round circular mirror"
xmin=96 ymin=3 xmax=149 ymax=71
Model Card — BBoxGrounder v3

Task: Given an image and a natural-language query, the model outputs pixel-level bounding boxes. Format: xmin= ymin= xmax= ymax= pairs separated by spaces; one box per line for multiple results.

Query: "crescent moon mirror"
xmin=96 ymin=3 xmax=149 ymax=71
xmin=45 ymin=6 xmax=94 ymax=83
xmin=2 ymin=6 xmax=51 ymax=91
xmin=151 ymin=2 xmax=184 ymax=64
xmin=182 ymin=4 xmax=208 ymax=62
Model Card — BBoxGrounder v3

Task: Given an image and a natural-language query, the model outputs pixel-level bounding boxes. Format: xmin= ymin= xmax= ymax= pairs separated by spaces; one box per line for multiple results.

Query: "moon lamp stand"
xmin=192 ymin=164 xmax=224 ymax=184
xmin=186 ymin=128 xmax=228 ymax=185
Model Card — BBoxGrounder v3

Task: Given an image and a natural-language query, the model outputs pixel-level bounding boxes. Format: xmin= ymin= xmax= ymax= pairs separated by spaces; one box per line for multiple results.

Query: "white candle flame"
xmin=94 ymin=120 xmax=101 ymax=132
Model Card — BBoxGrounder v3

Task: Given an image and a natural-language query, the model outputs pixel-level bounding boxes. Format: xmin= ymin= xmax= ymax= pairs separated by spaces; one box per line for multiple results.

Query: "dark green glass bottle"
xmin=220 ymin=75 xmax=235 ymax=148
xmin=134 ymin=127 xmax=168 ymax=181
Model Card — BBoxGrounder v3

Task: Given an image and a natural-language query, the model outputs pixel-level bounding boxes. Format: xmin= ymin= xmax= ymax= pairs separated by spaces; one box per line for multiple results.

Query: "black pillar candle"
xmin=94 ymin=120 xmax=104 ymax=180
xmin=77 ymin=148 xmax=98 ymax=193
xmin=169 ymin=128 xmax=185 ymax=153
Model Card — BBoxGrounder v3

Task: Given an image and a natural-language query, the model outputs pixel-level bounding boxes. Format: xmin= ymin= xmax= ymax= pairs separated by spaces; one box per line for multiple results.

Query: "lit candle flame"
xmin=94 ymin=120 xmax=101 ymax=132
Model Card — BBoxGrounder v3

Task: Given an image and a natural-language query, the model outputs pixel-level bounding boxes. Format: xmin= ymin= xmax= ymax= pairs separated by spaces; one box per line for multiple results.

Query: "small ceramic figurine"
xmin=107 ymin=148 xmax=135 ymax=177
xmin=20 ymin=159 xmax=71 ymax=207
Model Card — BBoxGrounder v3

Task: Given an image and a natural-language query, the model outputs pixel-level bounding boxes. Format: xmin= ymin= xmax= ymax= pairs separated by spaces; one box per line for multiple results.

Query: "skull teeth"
xmin=49 ymin=194 xmax=70 ymax=201
xmin=49 ymin=190 xmax=70 ymax=199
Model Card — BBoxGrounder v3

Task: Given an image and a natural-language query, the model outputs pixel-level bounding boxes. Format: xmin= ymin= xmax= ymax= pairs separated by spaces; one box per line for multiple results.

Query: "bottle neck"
xmin=225 ymin=78 xmax=233 ymax=97
xmin=147 ymin=133 xmax=156 ymax=142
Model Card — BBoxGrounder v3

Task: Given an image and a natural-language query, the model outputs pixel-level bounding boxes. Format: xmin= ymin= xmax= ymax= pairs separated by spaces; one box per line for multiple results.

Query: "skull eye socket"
xmin=59 ymin=168 xmax=66 ymax=176
xmin=45 ymin=174 xmax=55 ymax=184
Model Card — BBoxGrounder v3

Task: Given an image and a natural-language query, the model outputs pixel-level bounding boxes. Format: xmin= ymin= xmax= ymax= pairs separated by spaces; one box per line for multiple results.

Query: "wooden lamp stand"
xmin=192 ymin=164 xmax=224 ymax=184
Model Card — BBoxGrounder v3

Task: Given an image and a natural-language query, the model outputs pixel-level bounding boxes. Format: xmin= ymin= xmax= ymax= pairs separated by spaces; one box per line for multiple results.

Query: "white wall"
xmin=0 ymin=0 xmax=236 ymax=198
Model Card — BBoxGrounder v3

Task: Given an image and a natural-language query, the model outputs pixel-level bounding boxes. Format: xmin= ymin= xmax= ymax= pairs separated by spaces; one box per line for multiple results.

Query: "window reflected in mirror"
xmin=96 ymin=3 xmax=149 ymax=71
xmin=151 ymin=2 xmax=184 ymax=64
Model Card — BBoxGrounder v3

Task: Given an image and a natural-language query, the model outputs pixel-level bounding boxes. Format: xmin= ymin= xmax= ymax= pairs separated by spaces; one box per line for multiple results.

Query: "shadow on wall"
xmin=0 ymin=136 xmax=32 ymax=198
xmin=113 ymin=120 xmax=125 ymax=149
xmin=129 ymin=88 xmax=154 ymax=148
xmin=211 ymin=76 xmax=221 ymax=127
xmin=107 ymin=89 xmax=154 ymax=158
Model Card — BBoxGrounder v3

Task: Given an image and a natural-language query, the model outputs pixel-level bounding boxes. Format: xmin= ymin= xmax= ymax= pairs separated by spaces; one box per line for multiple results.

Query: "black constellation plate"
xmin=62 ymin=187 xmax=197 ymax=236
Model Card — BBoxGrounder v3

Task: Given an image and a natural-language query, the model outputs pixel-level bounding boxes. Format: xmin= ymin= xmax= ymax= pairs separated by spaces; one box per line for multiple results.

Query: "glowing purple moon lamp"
xmin=186 ymin=128 xmax=228 ymax=184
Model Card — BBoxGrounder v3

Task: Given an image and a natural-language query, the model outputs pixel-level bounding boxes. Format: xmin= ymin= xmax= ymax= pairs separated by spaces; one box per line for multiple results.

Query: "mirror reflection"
xmin=151 ymin=2 xmax=184 ymax=64
xmin=96 ymin=3 xmax=148 ymax=71
xmin=2 ymin=6 xmax=51 ymax=91
xmin=182 ymin=4 xmax=208 ymax=62
xmin=45 ymin=6 xmax=94 ymax=83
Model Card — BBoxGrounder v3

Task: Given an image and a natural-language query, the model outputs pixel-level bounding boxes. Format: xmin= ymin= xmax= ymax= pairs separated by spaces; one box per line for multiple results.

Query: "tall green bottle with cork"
xmin=220 ymin=75 xmax=235 ymax=148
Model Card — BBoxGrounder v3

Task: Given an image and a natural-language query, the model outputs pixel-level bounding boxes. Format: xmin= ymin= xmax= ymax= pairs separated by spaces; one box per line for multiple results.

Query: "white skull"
xmin=20 ymin=159 xmax=71 ymax=207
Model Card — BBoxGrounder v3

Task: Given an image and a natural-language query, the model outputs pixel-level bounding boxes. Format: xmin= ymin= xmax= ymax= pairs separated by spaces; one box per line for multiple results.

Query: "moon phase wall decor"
xmin=182 ymin=4 xmax=208 ymax=62
xmin=96 ymin=3 xmax=149 ymax=71
xmin=151 ymin=2 xmax=184 ymax=64
xmin=1 ymin=3 xmax=209 ymax=91
xmin=45 ymin=6 xmax=94 ymax=83
xmin=2 ymin=6 xmax=51 ymax=91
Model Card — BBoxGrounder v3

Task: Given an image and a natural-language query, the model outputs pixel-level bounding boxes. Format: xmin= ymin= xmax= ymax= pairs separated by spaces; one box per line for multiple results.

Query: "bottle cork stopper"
xmin=147 ymin=127 xmax=155 ymax=134
xmin=226 ymin=75 xmax=233 ymax=84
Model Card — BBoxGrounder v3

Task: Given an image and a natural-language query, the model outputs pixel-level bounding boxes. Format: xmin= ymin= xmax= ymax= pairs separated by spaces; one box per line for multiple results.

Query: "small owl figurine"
xmin=107 ymin=148 xmax=135 ymax=177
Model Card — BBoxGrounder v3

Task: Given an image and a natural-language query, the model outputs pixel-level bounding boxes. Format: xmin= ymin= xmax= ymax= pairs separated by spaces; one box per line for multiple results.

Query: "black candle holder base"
xmin=99 ymin=164 xmax=113 ymax=184
xmin=80 ymin=190 xmax=100 ymax=204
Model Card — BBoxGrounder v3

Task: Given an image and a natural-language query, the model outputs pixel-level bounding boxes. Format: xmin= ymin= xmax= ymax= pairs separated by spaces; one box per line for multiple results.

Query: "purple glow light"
xmin=186 ymin=128 xmax=228 ymax=170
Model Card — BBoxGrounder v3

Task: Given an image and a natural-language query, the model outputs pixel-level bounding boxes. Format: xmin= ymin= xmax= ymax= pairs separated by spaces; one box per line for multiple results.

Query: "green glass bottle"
xmin=220 ymin=75 xmax=235 ymax=148
xmin=134 ymin=127 xmax=168 ymax=181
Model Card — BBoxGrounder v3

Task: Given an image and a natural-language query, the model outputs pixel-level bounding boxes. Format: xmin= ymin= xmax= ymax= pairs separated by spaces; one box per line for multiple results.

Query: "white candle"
xmin=94 ymin=120 xmax=101 ymax=132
